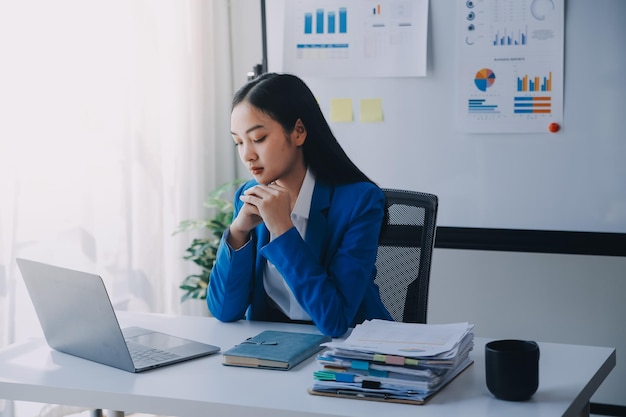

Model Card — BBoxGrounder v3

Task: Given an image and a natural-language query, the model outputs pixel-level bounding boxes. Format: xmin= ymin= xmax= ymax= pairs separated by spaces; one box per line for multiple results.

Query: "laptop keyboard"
xmin=127 ymin=342 xmax=180 ymax=365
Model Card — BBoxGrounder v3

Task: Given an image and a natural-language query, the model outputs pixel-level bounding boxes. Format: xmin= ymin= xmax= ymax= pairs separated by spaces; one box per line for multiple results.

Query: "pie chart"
xmin=474 ymin=68 xmax=496 ymax=92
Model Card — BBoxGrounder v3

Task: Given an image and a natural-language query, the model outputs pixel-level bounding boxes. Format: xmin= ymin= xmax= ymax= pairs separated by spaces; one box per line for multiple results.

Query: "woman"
xmin=207 ymin=73 xmax=392 ymax=337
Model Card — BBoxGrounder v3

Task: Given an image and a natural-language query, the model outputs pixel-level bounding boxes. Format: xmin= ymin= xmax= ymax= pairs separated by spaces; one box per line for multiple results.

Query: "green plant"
xmin=173 ymin=179 xmax=245 ymax=302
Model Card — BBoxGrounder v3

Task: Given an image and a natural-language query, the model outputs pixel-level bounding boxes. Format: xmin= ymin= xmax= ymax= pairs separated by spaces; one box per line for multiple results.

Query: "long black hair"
xmin=232 ymin=73 xmax=375 ymax=185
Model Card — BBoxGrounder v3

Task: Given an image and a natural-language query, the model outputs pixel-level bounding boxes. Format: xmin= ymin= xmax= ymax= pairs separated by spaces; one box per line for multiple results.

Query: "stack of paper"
xmin=308 ymin=320 xmax=475 ymax=404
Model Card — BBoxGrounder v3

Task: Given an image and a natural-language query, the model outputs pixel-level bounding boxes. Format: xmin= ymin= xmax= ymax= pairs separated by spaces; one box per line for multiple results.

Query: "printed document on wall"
xmin=282 ymin=0 xmax=428 ymax=77
xmin=456 ymin=0 xmax=564 ymax=133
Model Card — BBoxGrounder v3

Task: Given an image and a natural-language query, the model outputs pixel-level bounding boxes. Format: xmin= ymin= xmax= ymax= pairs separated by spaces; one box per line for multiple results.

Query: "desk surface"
xmin=0 ymin=312 xmax=616 ymax=417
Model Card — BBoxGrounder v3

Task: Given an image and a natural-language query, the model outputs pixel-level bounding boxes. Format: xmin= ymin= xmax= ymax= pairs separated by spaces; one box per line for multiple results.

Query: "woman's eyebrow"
xmin=230 ymin=124 xmax=264 ymax=136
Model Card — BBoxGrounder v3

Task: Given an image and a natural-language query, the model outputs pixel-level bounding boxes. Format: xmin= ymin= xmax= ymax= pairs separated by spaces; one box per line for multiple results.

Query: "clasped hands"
xmin=228 ymin=183 xmax=294 ymax=249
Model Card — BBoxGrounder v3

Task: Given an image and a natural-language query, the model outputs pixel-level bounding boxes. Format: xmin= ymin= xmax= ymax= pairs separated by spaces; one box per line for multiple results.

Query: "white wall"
xmin=229 ymin=0 xmax=625 ymax=408
xmin=229 ymin=0 xmax=264 ymax=89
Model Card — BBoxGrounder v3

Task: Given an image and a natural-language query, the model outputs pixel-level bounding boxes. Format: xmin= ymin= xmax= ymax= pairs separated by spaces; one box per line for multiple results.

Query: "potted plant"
xmin=173 ymin=179 xmax=245 ymax=302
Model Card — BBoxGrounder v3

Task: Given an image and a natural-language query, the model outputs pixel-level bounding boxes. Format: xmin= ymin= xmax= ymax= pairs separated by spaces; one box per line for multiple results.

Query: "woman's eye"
xmin=253 ymin=136 xmax=267 ymax=143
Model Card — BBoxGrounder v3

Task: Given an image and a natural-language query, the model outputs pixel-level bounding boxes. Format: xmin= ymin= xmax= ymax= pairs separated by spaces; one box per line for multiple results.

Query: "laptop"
xmin=16 ymin=258 xmax=220 ymax=373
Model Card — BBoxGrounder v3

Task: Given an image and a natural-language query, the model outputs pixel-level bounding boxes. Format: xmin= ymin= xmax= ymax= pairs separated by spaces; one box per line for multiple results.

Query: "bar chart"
xmin=517 ymin=72 xmax=552 ymax=92
xmin=513 ymin=96 xmax=551 ymax=114
xmin=303 ymin=7 xmax=347 ymax=35
xmin=468 ymin=99 xmax=500 ymax=114
xmin=493 ymin=26 xmax=528 ymax=46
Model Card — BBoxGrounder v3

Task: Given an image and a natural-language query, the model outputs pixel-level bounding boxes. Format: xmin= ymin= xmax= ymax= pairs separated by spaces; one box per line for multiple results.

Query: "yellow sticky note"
xmin=359 ymin=98 xmax=384 ymax=123
xmin=330 ymin=98 xmax=353 ymax=122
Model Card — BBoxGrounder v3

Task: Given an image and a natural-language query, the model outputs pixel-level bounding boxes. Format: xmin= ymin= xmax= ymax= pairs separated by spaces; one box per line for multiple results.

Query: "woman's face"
xmin=231 ymin=102 xmax=306 ymax=185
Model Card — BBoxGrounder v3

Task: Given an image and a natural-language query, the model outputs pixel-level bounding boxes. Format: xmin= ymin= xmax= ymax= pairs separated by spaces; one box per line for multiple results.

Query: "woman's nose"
xmin=240 ymin=143 xmax=257 ymax=162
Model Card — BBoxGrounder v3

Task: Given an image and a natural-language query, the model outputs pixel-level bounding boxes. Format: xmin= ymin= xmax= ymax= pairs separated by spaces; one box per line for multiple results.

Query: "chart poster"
xmin=282 ymin=0 xmax=428 ymax=78
xmin=456 ymin=0 xmax=564 ymax=133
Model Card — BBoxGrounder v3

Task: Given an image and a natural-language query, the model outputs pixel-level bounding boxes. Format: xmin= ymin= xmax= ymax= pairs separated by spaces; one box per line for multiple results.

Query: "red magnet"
xmin=548 ymin=122 xmax=560 ymax=133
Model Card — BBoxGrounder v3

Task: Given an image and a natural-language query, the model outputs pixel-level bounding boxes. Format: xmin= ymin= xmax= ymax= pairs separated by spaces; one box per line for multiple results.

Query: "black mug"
xmin=485 ymin=339 xmax=540 ymax=401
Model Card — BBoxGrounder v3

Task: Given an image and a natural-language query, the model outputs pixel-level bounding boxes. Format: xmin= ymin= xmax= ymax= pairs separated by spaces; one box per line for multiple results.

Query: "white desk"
xmin=0 ymin=312 xmax=616 ymax=417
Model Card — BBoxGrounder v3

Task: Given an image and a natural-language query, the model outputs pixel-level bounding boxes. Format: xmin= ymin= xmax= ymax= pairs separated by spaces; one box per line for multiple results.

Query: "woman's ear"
xmin=293 ymin=119 xmax=307 ymax=146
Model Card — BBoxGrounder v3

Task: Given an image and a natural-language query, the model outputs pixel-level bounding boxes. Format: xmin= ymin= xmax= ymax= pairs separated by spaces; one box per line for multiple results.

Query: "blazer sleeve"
xmin=260 ymin=183 xmax=385 ymax=337
xmin=207 ymin=183 xmax=257 ymax=321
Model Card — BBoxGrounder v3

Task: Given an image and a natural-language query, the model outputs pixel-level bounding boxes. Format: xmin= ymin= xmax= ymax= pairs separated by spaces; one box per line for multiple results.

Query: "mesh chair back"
xmin=375 ymin=189 xmax=438 ymax=323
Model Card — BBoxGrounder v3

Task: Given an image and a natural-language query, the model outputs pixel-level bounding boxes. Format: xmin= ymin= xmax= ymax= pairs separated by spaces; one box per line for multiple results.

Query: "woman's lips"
xmin=250 ymin=167 xmax=263 ymax=175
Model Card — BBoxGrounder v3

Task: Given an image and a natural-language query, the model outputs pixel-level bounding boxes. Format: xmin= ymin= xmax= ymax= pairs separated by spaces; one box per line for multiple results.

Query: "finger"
xmin=239 ymin=194 xmax=258 ymax=205
xmin=265 ymin=182 xmax=286 ymax=192
xmin=244 ymin=185 xmax=282 ymax=200
xmin=243 ymin=185 xmax=269 ymax=198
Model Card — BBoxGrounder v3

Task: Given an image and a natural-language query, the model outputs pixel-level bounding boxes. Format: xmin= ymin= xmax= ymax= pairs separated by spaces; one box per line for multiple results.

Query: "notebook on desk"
xmin=16 ymin=258 xmax=220 ymax=373
xmin=223 ymin=330 xmax=331 ymax=370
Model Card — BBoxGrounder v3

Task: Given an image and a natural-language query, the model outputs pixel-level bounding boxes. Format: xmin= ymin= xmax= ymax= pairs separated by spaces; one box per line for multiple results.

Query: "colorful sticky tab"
xmin=372 ymin=354 xmax=386 ymax=363
xmin=351 ymin=360 xmax=370 ymax=370
xmin=405 ymin=358 xmax=419 ymax=366
xmin=314 ymin=371 xmax=335 ymax=381
xmin=335 ymin=373 xmax=356 ymax=383
xmin=385 ymin=355 xmax=406 ymax=365
xmin=369 ymin=369 xmax=388 ymax=378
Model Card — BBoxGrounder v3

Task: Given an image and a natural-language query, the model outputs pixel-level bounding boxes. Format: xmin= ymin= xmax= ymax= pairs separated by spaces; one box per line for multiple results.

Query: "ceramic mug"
xmin=485 ymin=339 xmax=540 ymax=401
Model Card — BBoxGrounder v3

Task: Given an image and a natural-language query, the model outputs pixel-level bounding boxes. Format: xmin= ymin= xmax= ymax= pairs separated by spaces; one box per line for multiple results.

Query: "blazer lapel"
xmin=306 ymin=182 xmax=332 ymax=261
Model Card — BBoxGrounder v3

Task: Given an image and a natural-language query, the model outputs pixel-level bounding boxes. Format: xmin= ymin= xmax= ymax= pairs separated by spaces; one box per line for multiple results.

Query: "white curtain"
xmin=0 ymin=0 xmax=236 ymax=356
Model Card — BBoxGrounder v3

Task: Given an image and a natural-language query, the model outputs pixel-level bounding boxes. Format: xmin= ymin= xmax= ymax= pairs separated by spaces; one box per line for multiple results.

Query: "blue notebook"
xmin=223 ymin=330 xmax=331 ymax=370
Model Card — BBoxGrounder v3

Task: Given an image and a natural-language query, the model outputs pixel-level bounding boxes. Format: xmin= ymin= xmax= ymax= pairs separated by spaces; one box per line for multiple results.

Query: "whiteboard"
xmin=264 ymin=0 xmax=626 ymax=235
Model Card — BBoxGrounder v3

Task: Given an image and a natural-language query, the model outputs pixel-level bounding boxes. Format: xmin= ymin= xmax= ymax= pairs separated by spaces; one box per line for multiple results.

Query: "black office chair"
xmin=375 ymin=189 xmax=438 ymax=323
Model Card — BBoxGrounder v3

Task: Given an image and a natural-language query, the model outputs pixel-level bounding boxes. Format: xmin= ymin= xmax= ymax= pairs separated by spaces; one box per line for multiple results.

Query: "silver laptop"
xmin=16 ymin=258 xmax=220 ymax=373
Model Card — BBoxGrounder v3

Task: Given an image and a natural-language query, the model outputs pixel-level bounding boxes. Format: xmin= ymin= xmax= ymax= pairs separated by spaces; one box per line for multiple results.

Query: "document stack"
xmin=308 ymin=320 xmax=475 ymax=404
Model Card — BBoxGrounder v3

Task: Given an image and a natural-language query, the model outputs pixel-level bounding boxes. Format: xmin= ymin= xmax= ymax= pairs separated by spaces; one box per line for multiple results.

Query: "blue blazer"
xmin=207 ymin=179 xmax=392 ymax=337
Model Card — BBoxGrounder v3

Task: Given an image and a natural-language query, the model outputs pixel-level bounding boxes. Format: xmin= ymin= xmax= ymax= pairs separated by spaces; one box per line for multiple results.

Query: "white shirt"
xmin=263 ymin=169 xmax=315 ymax=321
